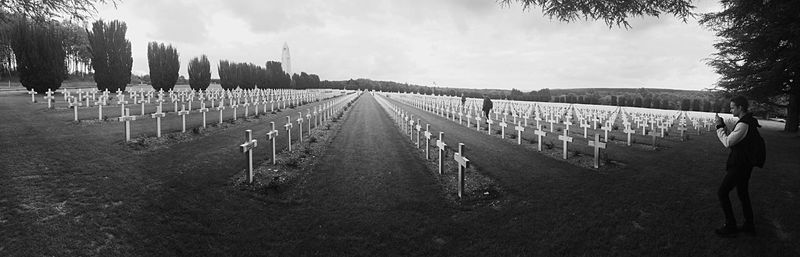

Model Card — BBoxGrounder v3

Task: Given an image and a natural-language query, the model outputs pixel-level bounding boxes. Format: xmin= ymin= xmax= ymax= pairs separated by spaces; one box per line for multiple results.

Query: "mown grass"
xmin=2 ymin=91 xmax=799 ymax=256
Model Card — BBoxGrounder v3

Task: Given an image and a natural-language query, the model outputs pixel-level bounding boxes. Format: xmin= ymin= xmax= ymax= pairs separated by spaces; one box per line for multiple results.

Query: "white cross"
xmin=558 ymin=129 xmax=573 ymax=160
xmin=515 ymin=122 xmax=525 ymax=145
xmin=27 ymin=89 xmax=37 ymax=103
xmin=436 ymin=132 xmax=447 ymax=175
xmin=69 ymin=97 xmax=82 ymax=122
xmin=44 ymin=90 xmax=55 ymax=109
xmin=178 ymin=104 xmax=190 ymax=133
xmin=216 ymin=98 xmax=226 ymax=124
xmin=118 ymin=108 xmax=136 ymax=142
xmin=297 ymin=113 xmax=304 ymax=139
xmin=424 ymin=124 xmax=433 ymax=160
xmin=151 ymin=105 xmax=166 ymax=137
xmin=588 ymin=133 xmax=607 ymax=169
xmin=499 ymin=118 xmax=508 ymax=139
xmin=285 ymin=116 xmax=293 ymax=151
xmin=486 ymin=118 xmax=494 ymax=135
xmin=454 ymin=143 xmax=469 ymax=199
xmin=239 ymin=129 xmax=258 ymax=184
xmin=415 ymin=120 xmax=422 ymax=148
xmin=534 ymin=125 xmax=547 ymax=152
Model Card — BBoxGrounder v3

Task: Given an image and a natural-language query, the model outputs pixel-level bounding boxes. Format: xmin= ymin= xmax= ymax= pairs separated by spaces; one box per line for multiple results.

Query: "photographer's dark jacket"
xmin=716 ymin=113 xmax=760 ymax=170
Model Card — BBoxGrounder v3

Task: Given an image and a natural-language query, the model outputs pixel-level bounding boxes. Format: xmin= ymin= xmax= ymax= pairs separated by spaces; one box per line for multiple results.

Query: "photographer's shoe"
xmin=714 ymin=225 xmax=738 ymax=238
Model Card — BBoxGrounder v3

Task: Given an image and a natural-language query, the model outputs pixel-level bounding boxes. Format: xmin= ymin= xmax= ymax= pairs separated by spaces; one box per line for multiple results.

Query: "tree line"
xmin=2 ymin=16 xmax=321 ymax=93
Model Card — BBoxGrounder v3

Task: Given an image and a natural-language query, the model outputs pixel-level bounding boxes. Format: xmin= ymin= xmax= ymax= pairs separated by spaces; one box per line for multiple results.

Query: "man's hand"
xmin=715 ymin=113 xmax=725 ymax=127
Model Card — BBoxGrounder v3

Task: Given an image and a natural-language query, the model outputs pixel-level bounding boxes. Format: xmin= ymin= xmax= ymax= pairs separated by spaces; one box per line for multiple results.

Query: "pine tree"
xmin=188 ymin=55 xmax=210 ymax=90
xmin=87 ymin=20 xmax=132 ymax=92
xmin=147 ymin=42 xmax=179 ymax=91
xmin=10 ymin=19 xmax=67 ymax=93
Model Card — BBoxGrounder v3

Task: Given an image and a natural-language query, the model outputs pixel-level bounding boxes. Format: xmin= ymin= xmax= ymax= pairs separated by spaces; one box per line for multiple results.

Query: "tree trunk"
xmin=785 ymin=87 xmax=799 ymax=133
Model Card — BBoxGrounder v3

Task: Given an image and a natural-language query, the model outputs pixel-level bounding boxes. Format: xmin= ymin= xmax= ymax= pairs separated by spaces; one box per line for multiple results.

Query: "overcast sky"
xmin=95 ymin=0 xmax=724 ymax=92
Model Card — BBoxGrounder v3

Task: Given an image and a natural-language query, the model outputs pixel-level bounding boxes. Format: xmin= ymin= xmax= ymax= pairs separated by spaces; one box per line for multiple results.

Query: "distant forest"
xmin=319 ymin=78 xmax=784 ymax=118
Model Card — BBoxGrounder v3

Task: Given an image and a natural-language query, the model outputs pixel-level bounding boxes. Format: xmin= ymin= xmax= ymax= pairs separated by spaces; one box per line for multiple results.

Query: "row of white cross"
xmin=29 ymin=87 xmax=345 ymax=142
xmin=372 ymin=93 xmax=471 ymax=199
xmin=388 ymin=93 xmax=612 ymax=168
xmin=238 ymin=91 xmax=364 ymax=184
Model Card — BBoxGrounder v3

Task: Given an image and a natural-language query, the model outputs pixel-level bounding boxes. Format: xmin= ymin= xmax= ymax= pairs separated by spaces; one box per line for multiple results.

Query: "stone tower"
xmin=281 ymin=42 xmax=291 ymax=76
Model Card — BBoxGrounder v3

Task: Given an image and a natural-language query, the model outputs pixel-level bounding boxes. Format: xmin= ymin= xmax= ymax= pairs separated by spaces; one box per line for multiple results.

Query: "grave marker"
xmin=27 ymin=89 xmax=37 ymax=103
xmin=454 ymin=143 xmax=469 ymax=199
xmin=424 ymin=124 xmax=432 ymax=160
xmin=515 ymin=122 xmax=525 ymax=145
xmin=558 ymin=129 xmax=573 ymax=159
xmin=44 ymin=90 xmax=55 ymax=109
xmin=588 ymin=133 xmax=606 ymax=169
xmin=118 ymin=108 xmax=136 ymax=142
xmin=624 ymin=127 xmax=635 ymax=146
xmin=151 ymin=105 xmax=166 ymax=137
xmin=267 ymin=122 xmax=278 ymax=165
xmin=239 ymin=129 xmax=258 ymax=184
xmin=69 ymin=97 xmax=82 ymax=121
xmin=534 ymin=126 xmax=547 ymax=152
xmin=284 ymin=116 xmax=293 ymax=151
xmin=178 ymin=104 xmax=190 ymax=132
xmin=499 ymin=119 xmax=508 ymax=139
xmin=436 ymin=132 xmax=446 ymax=174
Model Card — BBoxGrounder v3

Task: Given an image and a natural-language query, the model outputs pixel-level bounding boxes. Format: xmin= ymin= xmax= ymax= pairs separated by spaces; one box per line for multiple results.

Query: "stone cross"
xmin=436 ymin=132 xmax=447 ymax=175
xmin=424 ymin=124 xmax=432 ymax=160
xmin=95 ymin=98 xmax=104 ymax=120
xmin=242 ymin=100 xmax=250 ymax=118
xmin=137 ymin=96 xmax=147 ymax=116
xmin=178 ymin=104 xmax=190 ymax=133
xmin=475 ymin=115 xmax=481 ymax=131
xmin=117 ymin=94 xmax=129 ymax=117
xmin=44 ymin=90 xmax=55 ymax=109
xmin=624 ymin=127 xmax=635 ymax=146
xmin=199 ymin=103 xmax=209 ymax=128
xmin=415 ymin=119 xmax=422 ymax=148
xmin=151 ymin=105 xmax=166 ymax=137
xmin=69 ymin=97 xmax=82 ymax=121
xmin=306 ymin=110 xmax=312 ymax=133
xmin=515 ymin=121 xmax=525 ymax=145
xmin=466 ymin=112 xmax=472 ymax=128
xmin=231 ymin=101 xmax=239 ymax=120
xmin=486 ymin=118 xmax=494 ymax=135
xmin=563 ymin=119 xmax=573 ymax=131
xmin=239 ymin=129 xmax=258 ymax=184
xmin=266 ymin=122 xmax=278 ymax=165
xmin=216 ymin=98 xmax=226 ymax=124
xmin=588 ymin=133 xmax=607 ymax=169
xmin=284 ymin=116 xmax=293 ymax=151
xmin=454 ymin=143 xmax=469 ymax=199
xmin=677 ymin=125 xmax=688 ymax=141
xmin=499 ymin=118 xmax=508 ymax=139
xmin=639 ymin=122 xmax=648 ymax=135
xmin=601 ymin=124 xmax=612 ymax=142
xmin=118 ymin=108 xmax=136 ymax=142
xmin=558 ymin=129 xmax=573 ymax=160
xmin=658 ymin=123 xmax=668 ymax=138
xmin=534 ymin=125 xmax=547 ymax=152
xmin=27 ymin=89 xmax=37 ymax=103
xmin=580 ymin=121 xmax=591 ymax=138
xmin=297 ymin=113 xmax=304 ymax=139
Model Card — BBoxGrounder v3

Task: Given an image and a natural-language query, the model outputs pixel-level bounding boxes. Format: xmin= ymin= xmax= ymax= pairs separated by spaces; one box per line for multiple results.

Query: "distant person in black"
xmin=713 ymin=95 xmax=761 ymax=237
xmin=482 ymin=95 xmax=492 ymax=120
xmin=461 ymin=94 xmax=466 ymax=107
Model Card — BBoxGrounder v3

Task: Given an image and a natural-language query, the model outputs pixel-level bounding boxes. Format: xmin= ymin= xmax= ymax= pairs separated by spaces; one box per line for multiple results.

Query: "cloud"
xmin=95 ymin=0 xmax=722 ymax=91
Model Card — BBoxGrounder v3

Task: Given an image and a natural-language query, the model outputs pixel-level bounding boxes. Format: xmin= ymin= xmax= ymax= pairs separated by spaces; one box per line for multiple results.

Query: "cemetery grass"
xmin=1 ymin=91 xmax=799 ymax=256
xmin=382 ymin=95 xmax=800 ymax=256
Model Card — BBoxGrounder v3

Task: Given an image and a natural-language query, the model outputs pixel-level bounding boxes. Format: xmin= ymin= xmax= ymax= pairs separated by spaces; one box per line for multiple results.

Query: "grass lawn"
xmin=1 ymin=90 xmax=799 ymax=256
